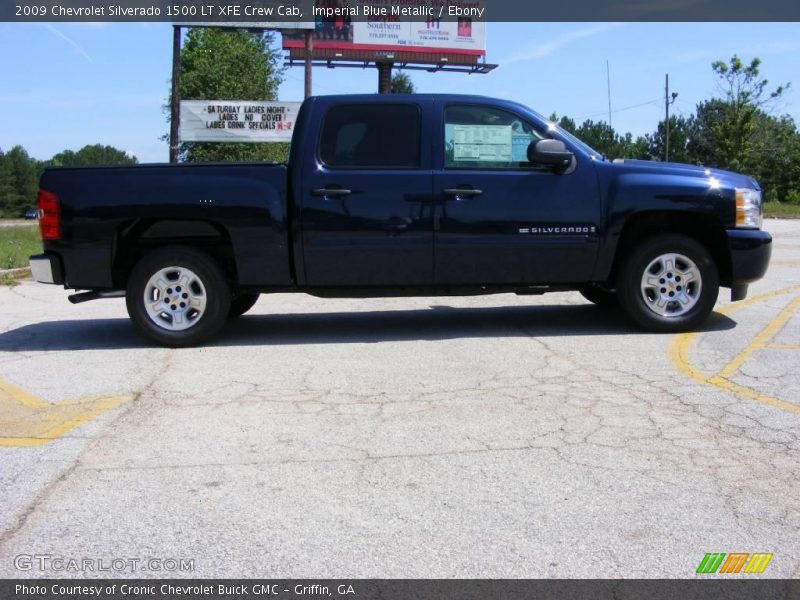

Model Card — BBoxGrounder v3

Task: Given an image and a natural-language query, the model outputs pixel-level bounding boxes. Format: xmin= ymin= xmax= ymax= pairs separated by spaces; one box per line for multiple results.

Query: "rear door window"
xmin=319 ymin=104 xmax=421 ymax=168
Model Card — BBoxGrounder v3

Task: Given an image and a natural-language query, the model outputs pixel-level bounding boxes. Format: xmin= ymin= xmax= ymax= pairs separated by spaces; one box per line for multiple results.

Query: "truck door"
xmin=300 ymin=101 xmax=434 ymax=287
xmin=432 ymin=102 xmax=601 ymax=285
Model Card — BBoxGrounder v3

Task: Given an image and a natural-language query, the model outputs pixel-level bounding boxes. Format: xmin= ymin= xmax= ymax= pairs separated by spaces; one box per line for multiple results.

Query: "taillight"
xmin=37 ymin=189 xmax=60 ymax=240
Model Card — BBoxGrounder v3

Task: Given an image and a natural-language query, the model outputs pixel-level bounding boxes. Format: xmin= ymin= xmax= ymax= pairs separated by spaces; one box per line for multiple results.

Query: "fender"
xmin=592 ymin=164 xmax=736 ymax=282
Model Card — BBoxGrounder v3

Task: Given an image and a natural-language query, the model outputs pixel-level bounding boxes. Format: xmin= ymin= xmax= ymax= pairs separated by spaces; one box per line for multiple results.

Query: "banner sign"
xmin=179 ymin=100 xmax=301 ymax=143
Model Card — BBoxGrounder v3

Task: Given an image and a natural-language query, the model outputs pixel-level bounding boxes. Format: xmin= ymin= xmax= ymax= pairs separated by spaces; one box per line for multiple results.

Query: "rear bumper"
xmin=29 ymin=253 xmax=64 ymax=285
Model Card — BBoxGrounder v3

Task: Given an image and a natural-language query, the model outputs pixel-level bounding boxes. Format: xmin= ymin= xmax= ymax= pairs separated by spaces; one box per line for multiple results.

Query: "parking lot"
xmin=0 ymin=219 xmax=798 ymax=578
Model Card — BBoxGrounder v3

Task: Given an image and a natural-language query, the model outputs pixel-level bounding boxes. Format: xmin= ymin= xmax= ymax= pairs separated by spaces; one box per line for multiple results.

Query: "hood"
xmin=610 ymin=158 xmax=759 ymax=190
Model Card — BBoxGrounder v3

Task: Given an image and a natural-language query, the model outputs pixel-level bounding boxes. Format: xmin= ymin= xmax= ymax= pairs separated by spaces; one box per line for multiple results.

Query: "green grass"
xmin=0 ymin=224 xmax=42 ymax=270
xmin=764 ymin=202 xmax=800 ymax=219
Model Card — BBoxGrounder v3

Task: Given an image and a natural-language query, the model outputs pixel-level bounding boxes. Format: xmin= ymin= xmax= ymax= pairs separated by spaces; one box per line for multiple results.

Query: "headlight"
xmin=735 ymin=188 xmax=762 ymax=229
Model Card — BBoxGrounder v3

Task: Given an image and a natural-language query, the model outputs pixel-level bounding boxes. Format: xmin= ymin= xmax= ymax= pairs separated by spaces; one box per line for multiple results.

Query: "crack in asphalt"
xmin=0 ymin=347 xmax=175 ymax=550
xmin=1 ymin=223 xmax=798 ymax=575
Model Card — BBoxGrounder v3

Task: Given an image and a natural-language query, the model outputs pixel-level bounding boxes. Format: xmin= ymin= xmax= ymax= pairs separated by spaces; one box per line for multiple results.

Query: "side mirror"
xmin=528 ymin=139 xmax=574 ymax=171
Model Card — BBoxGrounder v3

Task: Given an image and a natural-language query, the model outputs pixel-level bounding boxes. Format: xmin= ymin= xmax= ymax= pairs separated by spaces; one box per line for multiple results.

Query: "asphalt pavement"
xmin=0 ymin=219 xmax=798 ymax=578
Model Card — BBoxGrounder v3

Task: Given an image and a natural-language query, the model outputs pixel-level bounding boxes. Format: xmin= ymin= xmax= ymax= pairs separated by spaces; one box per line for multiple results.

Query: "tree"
xmin=623 ymin=133 xmax=652 ymax=161
xmin=686 ymin=57 xmax=799 ymax=203
xmin=49 ymin=144 xmax=137 ymax=167
xmin=646 ymin=115 xmax=695 ymax=164
xmin=390 ymin=72 xmax=415 ymax=94
xmin=573 ymin=120 xmax=621 ymax=157
xmin=572 ymin=120 xmax=647 ymax=160
xmin=549 ymin=113 xmax=576 ymax=133
xmin=548 ymin=114 xmax=649 ymax=160
xmin=0 ymin=146 xmax=39 ymax=217
xmin=749 ymin=112 xmax=800 ymax=203
xmin=705 ymin=55 xmax=788 ymax=171
xmin=687 ymin=99 xmax=728 ymax=167
xmin=171 ymin=28 xmax=287 ymax=163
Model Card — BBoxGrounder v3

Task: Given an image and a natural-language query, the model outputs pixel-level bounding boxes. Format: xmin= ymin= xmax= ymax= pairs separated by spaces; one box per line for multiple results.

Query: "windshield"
xmin=550 ymin=125 xmax=604 ymax=160
xmin=503 ymin=100 xmax=605 ymax=160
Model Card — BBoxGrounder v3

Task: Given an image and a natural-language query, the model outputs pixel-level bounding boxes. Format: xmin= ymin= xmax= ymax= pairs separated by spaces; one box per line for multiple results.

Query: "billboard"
xmin=179 ymin=100 xmax=301 ymax=143
xmin=283 ymin=0 xmax=486 ymax=60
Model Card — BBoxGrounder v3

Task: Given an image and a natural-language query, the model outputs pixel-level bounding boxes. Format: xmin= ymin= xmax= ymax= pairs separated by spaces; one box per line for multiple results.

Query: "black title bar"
xmin=3 ymin=0 xmax=800 ymax=22
xmin=3 ymin=580 xmax=800 ymax=600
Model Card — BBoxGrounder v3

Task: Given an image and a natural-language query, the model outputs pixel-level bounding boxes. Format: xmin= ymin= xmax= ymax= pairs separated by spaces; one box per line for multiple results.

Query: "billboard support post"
xmin=304 ymin=30 xmax=313 ymax=98
xmin=169 ymin=25 xmax=181 ymax=164
xmin=378 ymin=62 xmax=392 ymax=94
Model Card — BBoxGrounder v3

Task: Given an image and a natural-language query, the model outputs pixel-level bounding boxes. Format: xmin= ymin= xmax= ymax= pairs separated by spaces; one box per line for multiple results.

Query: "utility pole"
xmin=304 ymin=30 xmax=313 ymax=99
xmin=169 ymin=25 xmax=182 ymax=164
xmin=664 ymin=73 xmax=678 ymax=162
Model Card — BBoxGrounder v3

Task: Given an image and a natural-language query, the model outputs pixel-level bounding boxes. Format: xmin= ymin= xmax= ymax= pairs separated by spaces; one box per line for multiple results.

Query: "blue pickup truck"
xmin=29 ymin=94 xmax=771 ymax=346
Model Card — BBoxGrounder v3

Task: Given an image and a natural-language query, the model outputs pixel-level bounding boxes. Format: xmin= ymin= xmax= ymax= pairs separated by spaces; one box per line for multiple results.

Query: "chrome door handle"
xmin=311 ymin=187 xmax=351 ymax=197
xmin=443 ymin=188 xmax=483 ymax=198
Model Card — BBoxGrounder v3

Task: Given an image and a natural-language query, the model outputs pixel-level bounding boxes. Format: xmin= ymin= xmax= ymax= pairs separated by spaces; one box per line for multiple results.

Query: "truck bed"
xmin=40 ymin=162 xmax=292 ymax=290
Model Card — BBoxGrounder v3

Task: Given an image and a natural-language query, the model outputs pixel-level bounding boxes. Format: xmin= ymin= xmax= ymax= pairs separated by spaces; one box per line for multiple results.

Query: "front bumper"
xmin=725 ymin=229 xmax=772 ymax=300
xmin=29 ymin=253 xmax=64 ymax=285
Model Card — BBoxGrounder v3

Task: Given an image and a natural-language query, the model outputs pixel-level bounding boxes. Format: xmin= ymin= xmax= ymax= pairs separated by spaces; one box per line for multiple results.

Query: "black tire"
xmin=125 ymin=246 xmax=231 ymax=347
xmin=617 ymin=234 xmax=719 ymax=333
xmin=579 ymin=285 xmax=618 ymax=307
xmin=229 ymin=293 xmax=260 ymax=319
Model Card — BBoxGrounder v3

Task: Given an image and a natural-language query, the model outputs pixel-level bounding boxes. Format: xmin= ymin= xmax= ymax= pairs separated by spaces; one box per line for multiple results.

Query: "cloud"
xmin=500 ymin=23 xmax=625 ymax=66
xmin=40 ymin=23 xmax=93 ymax=62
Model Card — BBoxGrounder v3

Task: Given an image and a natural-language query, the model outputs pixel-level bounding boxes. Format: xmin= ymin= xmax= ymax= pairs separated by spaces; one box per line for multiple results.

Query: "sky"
xmin=1 ymin=21 xmax=799 ymax=163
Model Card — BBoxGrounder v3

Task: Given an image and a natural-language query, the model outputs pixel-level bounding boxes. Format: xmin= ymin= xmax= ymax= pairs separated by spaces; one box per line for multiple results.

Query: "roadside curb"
xmin=0 ymin=267 xmax=31 ymax=279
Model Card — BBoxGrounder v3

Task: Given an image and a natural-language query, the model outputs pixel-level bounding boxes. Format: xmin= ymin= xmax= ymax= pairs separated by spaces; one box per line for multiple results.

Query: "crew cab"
xmin=29 ymin=94 xmax=772 ymax=346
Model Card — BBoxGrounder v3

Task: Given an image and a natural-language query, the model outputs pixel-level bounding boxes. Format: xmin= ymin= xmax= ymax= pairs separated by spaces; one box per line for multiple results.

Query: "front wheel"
xmin=126 ymin=246 xmax=231 ymax=347
xmin=579 ymin=284 xmax=617 ymax=307
xmin=617 ymin=234 xmax=719 ymax=333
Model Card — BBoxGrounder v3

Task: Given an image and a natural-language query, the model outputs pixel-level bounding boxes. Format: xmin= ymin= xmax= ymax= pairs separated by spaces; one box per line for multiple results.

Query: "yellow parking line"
xmin=717 ymin=295 xmax=800 ymax=379
xmin=0 ymin=379 xmax=48 ymax=410
xmin=0 ymin=378 xmax=132 ymax=447
xmin=764 ymin=343 xmax=800 ymax=350
xmin=668 ymin=284 xmax=800 ymax=414
xmin=704 ymin=375 xmax=800 ymax=414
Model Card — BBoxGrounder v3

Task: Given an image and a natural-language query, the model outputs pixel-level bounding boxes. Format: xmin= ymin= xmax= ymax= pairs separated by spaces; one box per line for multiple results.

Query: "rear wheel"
xmin=229 ymin=293 xmax=260 ymax=318
xmin=617 ymin=234 xmax=719 ymax=332
xmin=126 ymin=246 xmax=231 ymax=347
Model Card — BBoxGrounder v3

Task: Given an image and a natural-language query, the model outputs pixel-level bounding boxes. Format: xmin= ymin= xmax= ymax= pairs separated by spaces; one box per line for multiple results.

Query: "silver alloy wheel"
xmin=143 ymin=266 xmax=207 ymax=331
xmin=640 ymin=252 xmax=702 ymax=318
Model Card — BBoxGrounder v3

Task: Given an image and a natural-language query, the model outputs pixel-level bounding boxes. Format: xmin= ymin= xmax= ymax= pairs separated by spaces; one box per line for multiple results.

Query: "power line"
xmin=283 ymin=72 xmax=345 ymax=94
xmin=606 ymin=59 xmax=612 ymax=129
xmin=570 ymin=97 xmax=661 ymax=120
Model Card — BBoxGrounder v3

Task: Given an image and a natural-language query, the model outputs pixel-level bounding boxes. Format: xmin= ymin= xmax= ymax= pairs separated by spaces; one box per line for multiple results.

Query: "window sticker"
xmin=452 ymin=124 xmax=512 ymax=162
